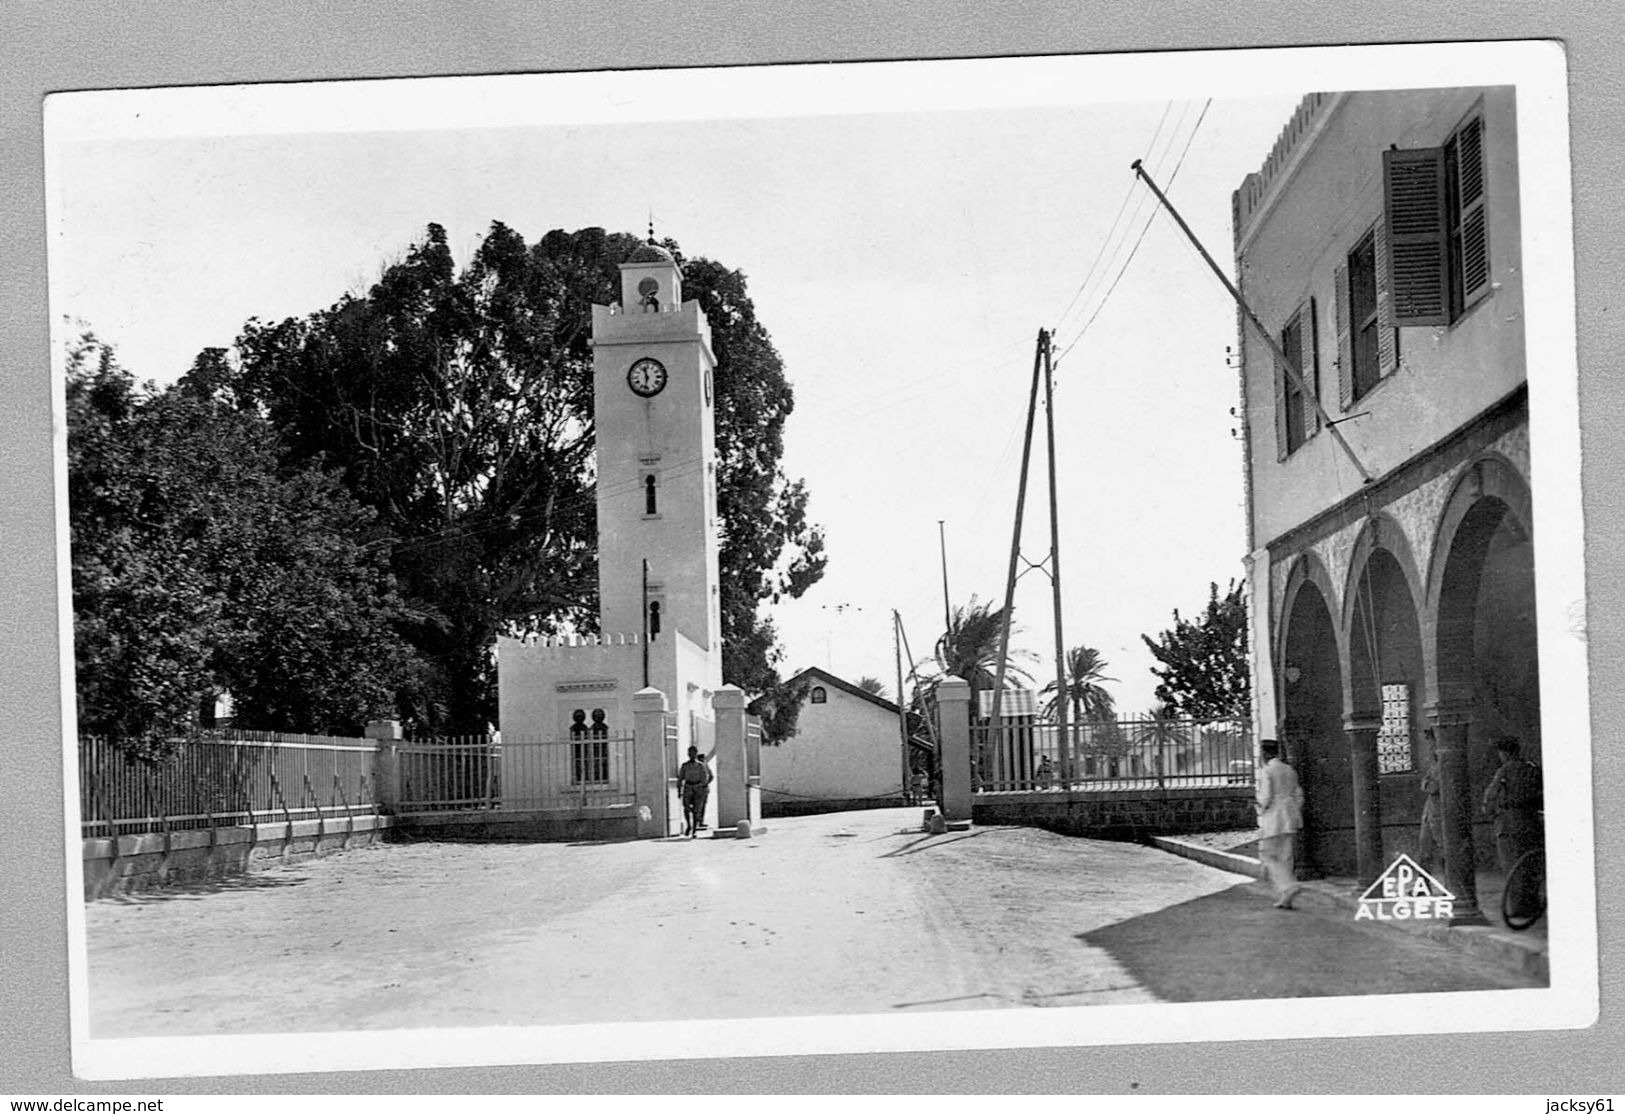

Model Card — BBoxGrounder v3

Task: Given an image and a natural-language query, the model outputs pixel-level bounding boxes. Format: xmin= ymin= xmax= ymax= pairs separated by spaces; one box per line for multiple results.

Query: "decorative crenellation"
xmin=518 ymin=632 xmax=646 ymax=648
xmin=1233 ymin=92 xmax=1336 ymax=236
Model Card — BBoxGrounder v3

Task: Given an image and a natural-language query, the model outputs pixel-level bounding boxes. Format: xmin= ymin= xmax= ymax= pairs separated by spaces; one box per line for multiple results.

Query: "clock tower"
xmin=589 ymin=239 xmax=722 ymax=679
xmin=495 ymin=236 xmax=733 ymax=837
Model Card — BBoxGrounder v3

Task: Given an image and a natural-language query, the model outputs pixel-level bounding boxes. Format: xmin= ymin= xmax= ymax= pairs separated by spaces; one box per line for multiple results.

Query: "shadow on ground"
xmin=99 ymin=870 xmax=309 ymax=904
xmin=1079 ymin=878 xmax=1538 ymax=1002
xmin=879 ymin=830 xmax=989 ymax=859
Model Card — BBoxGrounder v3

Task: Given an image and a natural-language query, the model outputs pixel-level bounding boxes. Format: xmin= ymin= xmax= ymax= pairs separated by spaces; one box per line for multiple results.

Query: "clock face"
xmin=627 ymin=357 xmax=668 ymax=397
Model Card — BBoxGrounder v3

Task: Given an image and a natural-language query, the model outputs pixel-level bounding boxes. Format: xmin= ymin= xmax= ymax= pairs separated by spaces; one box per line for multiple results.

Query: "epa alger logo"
xmin=1356 ymin=853 xmax=1455 ymax=921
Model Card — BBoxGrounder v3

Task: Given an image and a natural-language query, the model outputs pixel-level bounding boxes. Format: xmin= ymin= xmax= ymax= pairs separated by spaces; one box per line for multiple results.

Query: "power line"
xmin=1051 ymin=101 xmax=1175 ymax=336
xmin=1053 ymin=98 xmax=1212 ymax=367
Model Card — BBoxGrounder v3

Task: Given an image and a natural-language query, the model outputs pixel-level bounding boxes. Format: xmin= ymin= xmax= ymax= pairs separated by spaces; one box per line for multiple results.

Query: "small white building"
xmin=758 ymin=667 xmax=926 ymax=815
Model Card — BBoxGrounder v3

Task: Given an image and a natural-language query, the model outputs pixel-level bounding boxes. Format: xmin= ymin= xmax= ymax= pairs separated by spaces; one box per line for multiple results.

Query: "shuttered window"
xmin=1382 ymin=147 xmax=1449 ymax=325
xmin=1446 ymin=113 xmax=1490 ymax=316
xmin=1276 ymin=302 xmax=1318 ymax=457
xmin=1349 ymin=232 xmax=1381 ymax=398
xmin=1339 ymin=225 xmax=1403 ymax=408
xmin=1382 ymin=107 xmax=1489 ymax=327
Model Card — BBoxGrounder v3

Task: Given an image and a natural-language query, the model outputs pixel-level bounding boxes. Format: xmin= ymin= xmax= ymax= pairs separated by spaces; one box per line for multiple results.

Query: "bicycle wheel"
xmin=1501 ymin=848 xmax=1546 ymax=931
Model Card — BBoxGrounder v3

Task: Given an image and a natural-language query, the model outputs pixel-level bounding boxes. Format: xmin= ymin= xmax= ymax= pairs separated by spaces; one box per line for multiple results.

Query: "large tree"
xmin=67 ymin=332 xmax=419 ymax=752
xmin=223 ymin=224 xmax=823 ymax=734
xmin=1140 ymin=579 xmax=1250 ymax=720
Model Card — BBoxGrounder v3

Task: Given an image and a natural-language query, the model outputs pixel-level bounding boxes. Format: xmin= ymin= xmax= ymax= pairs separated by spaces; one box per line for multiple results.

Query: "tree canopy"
xmin=67 ymin=332 xmax=418 ymax=752
xmin=1140 ymin=579 xmax=1250 ymax=720
xmin=220 ymin=224 xmax=824 ymax=734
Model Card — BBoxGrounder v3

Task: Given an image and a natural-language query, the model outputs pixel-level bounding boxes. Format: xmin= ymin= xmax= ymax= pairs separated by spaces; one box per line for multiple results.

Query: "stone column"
xmin=712 ymin=685 xmax=751 ymax=831
xmin=365 ymin=719 xmax=402 ymax=814
xmin=937 ymin=675 xmax=973 ymax=821
xmin=1345 ymin=713 xmax=1384 ymax=886
xmin=633 ymin=687 xmax=673 ymax=839
xmin=1428 ymin=701 xmax=1486 ymax=924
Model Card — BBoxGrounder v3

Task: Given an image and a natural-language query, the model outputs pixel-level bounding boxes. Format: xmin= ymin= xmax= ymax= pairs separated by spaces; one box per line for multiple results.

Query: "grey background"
xmin=3 ymin=0 xmax=1620 ymax=1095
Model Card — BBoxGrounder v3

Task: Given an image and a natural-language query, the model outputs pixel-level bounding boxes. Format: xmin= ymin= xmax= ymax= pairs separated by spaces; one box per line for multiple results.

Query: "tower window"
xmin=648 ymin=600 xmax=662 ymax=637
xmin=810 ymin=686 xmax=827 ymax=704
xmin=638 ymin=276 xmax=660 ymax=313
xmin=644 ymin=474 xmax=658 ymax=516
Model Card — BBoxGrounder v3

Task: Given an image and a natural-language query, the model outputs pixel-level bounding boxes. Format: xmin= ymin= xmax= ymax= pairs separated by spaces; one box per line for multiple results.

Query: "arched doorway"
xmin=1279 ymin=559 xmax=1348 ymax=877
xmin=1432 ymin=457 xmax=1540 ymax=870
xmin=1345 ymin=525 xmax=1427 ymax=870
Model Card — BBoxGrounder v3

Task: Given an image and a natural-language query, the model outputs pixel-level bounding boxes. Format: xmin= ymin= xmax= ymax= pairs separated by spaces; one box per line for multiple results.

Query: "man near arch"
xmin=1256 ymin=738 xmax=1305 ymax=909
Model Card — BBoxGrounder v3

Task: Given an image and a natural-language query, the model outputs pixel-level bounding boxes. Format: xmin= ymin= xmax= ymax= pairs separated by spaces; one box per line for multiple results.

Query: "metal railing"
xmin=396 ymin=734 xmax=638 ymax=812
xmin=971 ymin=715 xmax=1255 ymax=794
xmin=79 ymin=732 xmax=379 ymax=838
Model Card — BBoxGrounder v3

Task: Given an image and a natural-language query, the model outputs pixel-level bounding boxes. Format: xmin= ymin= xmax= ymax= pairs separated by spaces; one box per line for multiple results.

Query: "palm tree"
xmin=1040 ymin=645 xmax=1117 ymax=724
xmin=918 ymin=596 xmax=1035 ymax=788
xmin=855 ymin=676 xmax=889 ymax=700
xmin=924 ymin=595 xmax=1034 ymax=714
xmin=1130 ymin=702 xmax=1195 ymax=783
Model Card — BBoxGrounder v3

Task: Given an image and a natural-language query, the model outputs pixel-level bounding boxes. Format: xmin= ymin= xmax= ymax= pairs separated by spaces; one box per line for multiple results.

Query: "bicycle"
xmin=1501 ymin=847 xmax=1546 ymax=931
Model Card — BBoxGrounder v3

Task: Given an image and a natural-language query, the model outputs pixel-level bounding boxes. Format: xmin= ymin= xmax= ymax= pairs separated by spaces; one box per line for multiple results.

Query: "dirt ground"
xmin=83 ymin=808 xmax=1538 ymax=1037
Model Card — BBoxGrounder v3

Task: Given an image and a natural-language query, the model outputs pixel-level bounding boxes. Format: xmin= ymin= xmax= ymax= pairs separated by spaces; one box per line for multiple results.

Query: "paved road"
xmin=84 ymin=807 xmax=1539 ymax=1037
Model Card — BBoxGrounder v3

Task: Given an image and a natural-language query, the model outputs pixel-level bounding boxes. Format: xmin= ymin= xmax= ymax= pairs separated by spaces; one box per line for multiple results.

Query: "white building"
xmin=759 ymin=667 xmax=925 ymax=815
xmin=1234 ymin=88 xmax=1534 ymax=923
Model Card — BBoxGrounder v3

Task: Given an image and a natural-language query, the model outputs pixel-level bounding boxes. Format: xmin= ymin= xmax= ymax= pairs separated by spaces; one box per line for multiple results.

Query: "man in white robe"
xmin=1255 ymin=738 xmax=1305 ymax=908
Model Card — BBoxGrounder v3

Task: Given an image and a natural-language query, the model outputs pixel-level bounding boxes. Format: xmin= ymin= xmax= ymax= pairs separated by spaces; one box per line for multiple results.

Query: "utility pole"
xmin=641 ymin=558 xmax=650 ymax=688
xmin=896 ymin=613 xmax=940 ymax=754
xmin=1130 ymin=158 xmax=1373 ymax=485
xmin=937 ymin=520 xmax=953 ymax=637
xmin=894 ymin=610 xmax=911 ymax=801
xmin=990 ymin=330 xmax=1045 ymax=768
xmin=1041 ymin=329 xmax=1071 ymax=785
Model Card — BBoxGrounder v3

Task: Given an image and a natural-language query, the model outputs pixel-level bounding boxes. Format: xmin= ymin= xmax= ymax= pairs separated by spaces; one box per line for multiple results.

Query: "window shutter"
xmin=1334 ymin=262 xmax=1354 ymax=410
xmin=1455 ymin=116 xmax=1490 ymax=308
xmin=1303 ymin=297 xmax=1321 ymax=434
xmin=1373 ymin=214 xmax=1398 ymax=378
xmin=1273 ymin=340 xmax=1288 ymax=462
xmin=1383 ymin=146 xmax=1450 ymax=326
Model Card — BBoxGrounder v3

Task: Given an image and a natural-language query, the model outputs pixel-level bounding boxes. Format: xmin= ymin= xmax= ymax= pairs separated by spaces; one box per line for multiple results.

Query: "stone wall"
xmin=972 ymin=788 xmax=1256 ymax=841
xmin=82 ymin=814 xmax=394 ymax=899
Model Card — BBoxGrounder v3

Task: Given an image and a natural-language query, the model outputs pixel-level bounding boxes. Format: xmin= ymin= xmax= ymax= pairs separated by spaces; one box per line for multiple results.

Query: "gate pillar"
xmin=365 ymin=719 xmax=402 ymax=814
xmin=937 ymin=676 xmax=973 ymax=821
xmin=633 ymin=687 xmax=673 ymax=839
xmin=712 ymin=685 xmax=757 ymax=833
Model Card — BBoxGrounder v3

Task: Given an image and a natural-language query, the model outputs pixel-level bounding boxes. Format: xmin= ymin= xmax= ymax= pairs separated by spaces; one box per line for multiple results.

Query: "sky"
xmin=44 ymin=49 xmax=1499 ymax=716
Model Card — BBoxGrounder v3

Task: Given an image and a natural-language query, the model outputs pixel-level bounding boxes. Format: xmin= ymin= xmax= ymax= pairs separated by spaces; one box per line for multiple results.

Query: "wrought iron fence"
xmin=395 ymin=734 xmax=638 ymax=812
xmin=78 ymin=732 xmax=379 ymax=838
xmin=970 ymin=715 xmax=1254 ymax=794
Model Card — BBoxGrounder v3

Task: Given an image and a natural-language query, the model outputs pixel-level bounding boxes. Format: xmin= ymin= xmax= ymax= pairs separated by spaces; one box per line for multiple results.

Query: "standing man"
xmin=677 ymin=745 xmax=713 ymax=839
xmin=1483 ymin=736 xmax=1543 ymax=871
xmin=1255 ymin=738 xmax=1305 ymax=909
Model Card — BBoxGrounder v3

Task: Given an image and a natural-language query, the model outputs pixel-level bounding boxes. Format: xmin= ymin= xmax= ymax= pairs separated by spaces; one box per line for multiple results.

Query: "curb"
xmin=1152 ymin=836 xmax=1548 ymax=983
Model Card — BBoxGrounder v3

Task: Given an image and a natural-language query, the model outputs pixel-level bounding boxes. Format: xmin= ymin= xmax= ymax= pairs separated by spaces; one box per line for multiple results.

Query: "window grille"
xmin=1376 ymin=682 xmax=1414 ymax=774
